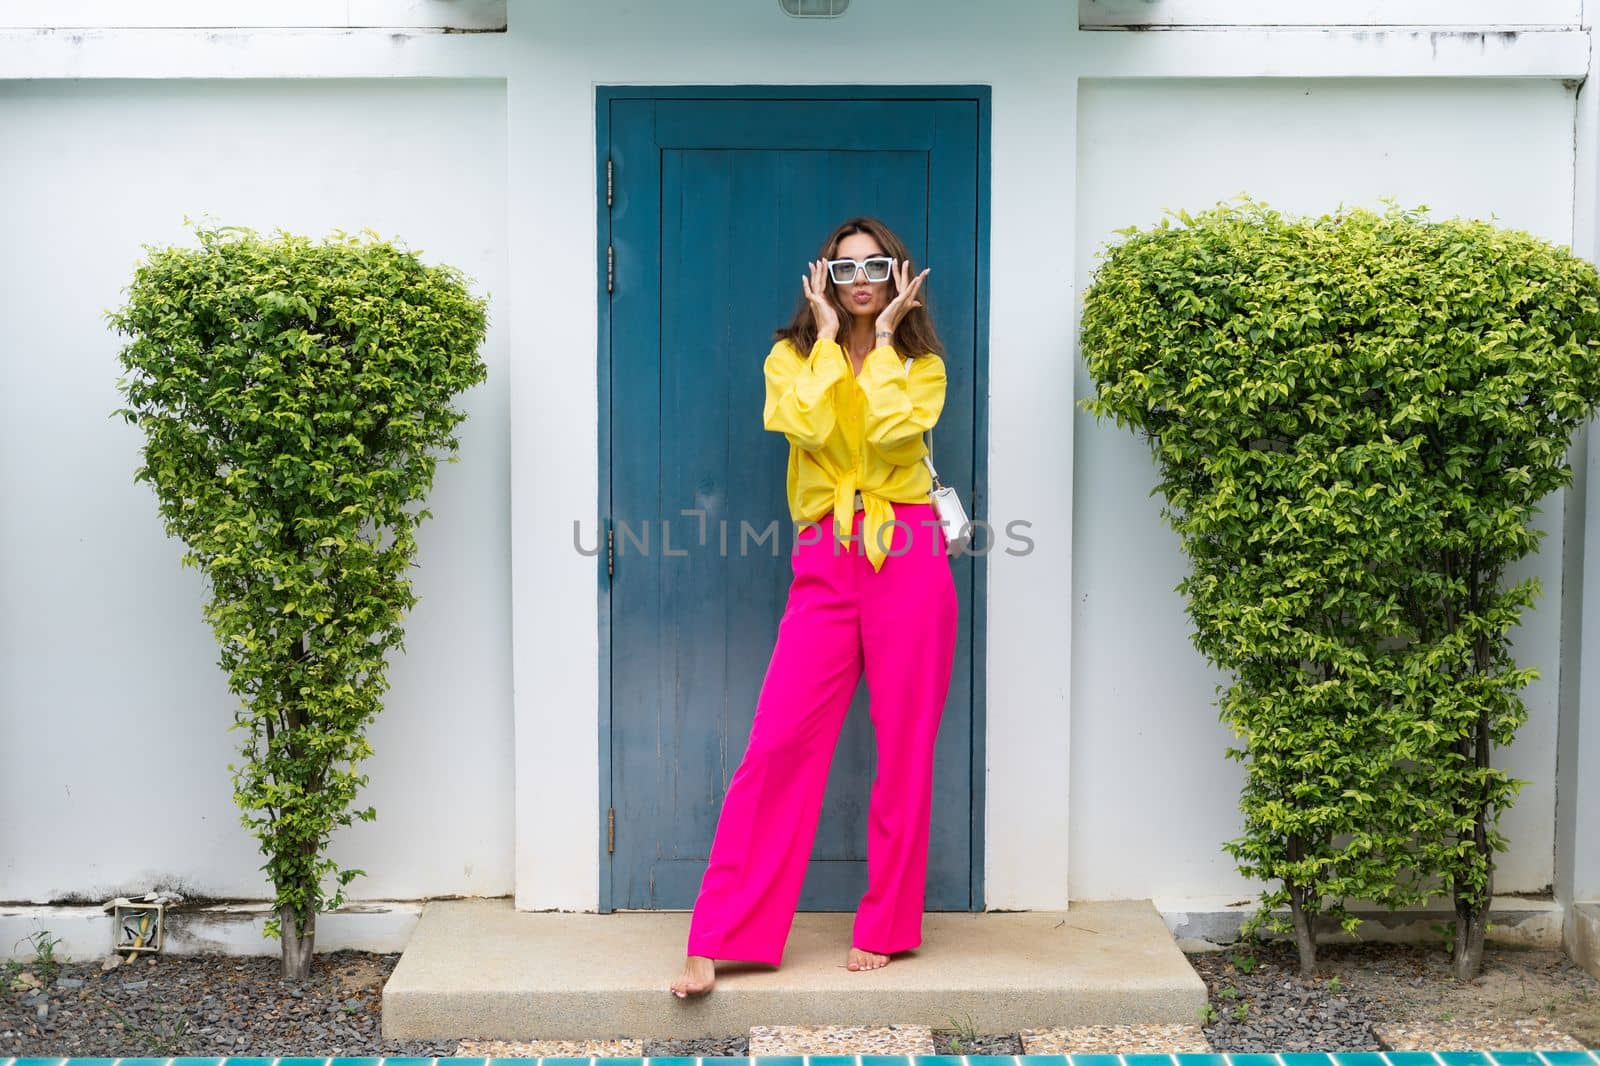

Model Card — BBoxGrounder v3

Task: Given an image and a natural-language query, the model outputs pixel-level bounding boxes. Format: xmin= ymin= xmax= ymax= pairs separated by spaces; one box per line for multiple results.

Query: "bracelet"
xmin=874 ymin=330 xmax=892 ymax=341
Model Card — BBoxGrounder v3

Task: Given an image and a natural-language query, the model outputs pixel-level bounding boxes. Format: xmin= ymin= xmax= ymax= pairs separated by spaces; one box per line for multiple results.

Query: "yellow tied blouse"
xmin=761 ymin=335 xmax=947 ymax=573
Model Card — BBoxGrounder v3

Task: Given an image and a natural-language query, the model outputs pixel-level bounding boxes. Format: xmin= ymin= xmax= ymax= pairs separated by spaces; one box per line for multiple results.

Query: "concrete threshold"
xmin=381 ymin=898 xmax=1207 ymax=1041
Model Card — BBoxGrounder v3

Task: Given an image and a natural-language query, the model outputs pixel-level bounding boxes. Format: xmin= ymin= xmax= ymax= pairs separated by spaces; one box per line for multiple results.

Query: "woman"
xmin=669 ymin=217 xmax=959 ymax=999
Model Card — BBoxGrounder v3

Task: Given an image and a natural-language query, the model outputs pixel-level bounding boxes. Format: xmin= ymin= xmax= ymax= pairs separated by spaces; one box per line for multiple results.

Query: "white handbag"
xmin=904 ymin=355 xmax=972 ymax=556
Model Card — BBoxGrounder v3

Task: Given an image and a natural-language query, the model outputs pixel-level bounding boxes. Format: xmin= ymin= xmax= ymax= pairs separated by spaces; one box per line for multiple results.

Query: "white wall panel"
xmin=1072 ymin=76 xmax=1576 ymax=898
xmin=0 ymin=79 xmax=512 ymax=908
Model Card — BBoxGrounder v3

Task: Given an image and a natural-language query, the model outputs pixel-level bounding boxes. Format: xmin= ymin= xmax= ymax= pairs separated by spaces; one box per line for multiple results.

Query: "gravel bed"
xmin=1189 ymin=940 xmax=1600 ymax=1052
xmin=5 ymin=942 xmax=1595 ymax=1057
xmin=1189 ymin=943 xmax=1383 ymax=1051
xmin=932 ymin=1029 xmax=1024 ymax=1054
xmin=643 ymin=1034 xmax=750 ymax=1056
xmin=2 ymin=950 xmax=457 ymax=1058
xmin=643 ymin=1029 xmax=1023 ymax=1056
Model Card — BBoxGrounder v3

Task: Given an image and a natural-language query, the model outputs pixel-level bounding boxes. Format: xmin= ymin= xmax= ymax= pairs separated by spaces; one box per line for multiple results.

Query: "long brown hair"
xmin=774 ymin=216 xmax=945 ymax=360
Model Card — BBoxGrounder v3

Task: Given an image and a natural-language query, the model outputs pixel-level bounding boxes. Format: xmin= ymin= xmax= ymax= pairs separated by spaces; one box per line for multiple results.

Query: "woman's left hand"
xmin=875 ymin=259 xmax=930 ymax=336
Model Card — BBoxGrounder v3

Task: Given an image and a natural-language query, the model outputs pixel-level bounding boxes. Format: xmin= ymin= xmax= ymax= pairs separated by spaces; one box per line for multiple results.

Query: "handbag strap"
xmin=903 ymin=355 xmax=943 ymax=486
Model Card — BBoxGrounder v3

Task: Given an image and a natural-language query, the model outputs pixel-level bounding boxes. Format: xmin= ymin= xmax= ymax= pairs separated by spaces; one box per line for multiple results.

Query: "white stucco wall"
xmin=1 ymin=0 xmax=1594 ymax=923
xmin=0 ymin=78 xmax=513 ymax=905
xmin=504 ymin=0 xmax=1083 ymax=913
xmin=1071 ymin=76 xmax=1578 ymax=899
xmin=503 ymin=1 xmax=1591 ymax=911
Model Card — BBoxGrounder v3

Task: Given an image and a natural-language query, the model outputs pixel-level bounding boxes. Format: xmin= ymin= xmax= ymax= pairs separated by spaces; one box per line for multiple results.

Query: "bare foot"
xmin=846 ymin=946 xmax=889 ymax=971
xmin=670 ymin=954 xmax=715 ymax=998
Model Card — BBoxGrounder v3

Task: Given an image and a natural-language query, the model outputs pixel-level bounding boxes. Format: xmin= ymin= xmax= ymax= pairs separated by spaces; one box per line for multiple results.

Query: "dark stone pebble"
xmin=0 ymin=951 xmax=457 ymax=1058
xmin=1190 ymin=941 xmax=1390 ymax=1052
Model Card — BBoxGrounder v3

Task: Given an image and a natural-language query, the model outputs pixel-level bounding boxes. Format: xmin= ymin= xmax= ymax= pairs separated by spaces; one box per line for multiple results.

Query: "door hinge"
xmin=607 ymin=518 xmax=615 ymax=577
xmin=607 ymin=805 xmax=616 ymax=853
xmin=606 ymin=157 xmax=613 ymax=208
xmin=607 ymin=244 xmax=614 ymax=294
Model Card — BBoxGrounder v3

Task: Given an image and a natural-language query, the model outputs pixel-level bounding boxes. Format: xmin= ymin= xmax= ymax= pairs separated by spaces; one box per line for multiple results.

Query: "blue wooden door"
xmin=604 ymin=93 xmax=982 ymax=912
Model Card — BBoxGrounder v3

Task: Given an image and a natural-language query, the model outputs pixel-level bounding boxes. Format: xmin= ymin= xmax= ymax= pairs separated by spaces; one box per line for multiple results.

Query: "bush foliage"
xmin=110 ymin=222 xmax=489 ymax=973
xmin=1080 ymin=196 xmax=1600 ymax=977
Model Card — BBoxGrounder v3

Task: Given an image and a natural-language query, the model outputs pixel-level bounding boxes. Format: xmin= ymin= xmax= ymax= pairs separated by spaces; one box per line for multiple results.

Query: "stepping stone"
xmin=749 ymin=1023 xmax=936 ymax=1054
xmin=454 ymin=1037 xmax=645 ymax=1056
xmin=1019 ymin=1023 xmax=1214 ymax=1053
xmin=1374 ymin=1018 xmax=1588 ymax=1051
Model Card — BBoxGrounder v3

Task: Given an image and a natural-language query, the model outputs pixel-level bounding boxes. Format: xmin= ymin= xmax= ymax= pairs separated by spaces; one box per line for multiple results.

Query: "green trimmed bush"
xmin=1081 ymin=196 xmax=1600 ymax=978
xmin=110 ymin=222 xmax=489 ymax=979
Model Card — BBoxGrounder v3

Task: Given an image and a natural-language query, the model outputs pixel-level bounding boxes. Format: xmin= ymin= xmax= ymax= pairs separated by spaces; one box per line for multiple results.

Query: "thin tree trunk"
xmin=279 ymin=631 xmax=319 ymax=982
xmin=1282 ymin=830 xmax=1319 ymax=977
xmin=1452 ymin=591 xmax=1494 ymax=982
xmin=1452 ymin=893 xmax=1488 ymax=980
xmin=1286 ymin=879 xmax=1317 ymax=978
xmin=281 ymin=903 xmax=316 ymax=981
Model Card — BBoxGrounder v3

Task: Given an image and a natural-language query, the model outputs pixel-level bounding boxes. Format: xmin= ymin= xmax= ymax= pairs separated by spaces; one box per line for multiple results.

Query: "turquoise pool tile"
xmin=1488 ymin=1055 xmax=1546 ymax=1066
xmin=1537 ymin=1055 xmax=1600 ymax=1066
xmin=593 ymin=1059 xmax=642 ymax=1066
xmin=12 ymin=1060 xmax=71 ymax=1066
xmin=541 ymin=1059 xmax=594 ymax=1066
xmin=220 ymin=1060 xmax=275 ymax=1066
xmin=327 ymin=1060 xmax=384 ymax=1066
xmin=278 ymin=1058 xmax=328 ymax=1066
xmin=647 ymin=1058 xmax=698 ymax=1066
xmin=862 ymin=1057 xmax=917 ymax=1066
xmin=968 ymin=1058 xmax=1026 ymax=1066
xmin=808 ymin=1057 xmax=858 ymax=1066
xmin=700 ymin=1059 xmax=753 ymax=1065
xmin=913 ymin=1057 xmax=966 ymax=1066
xmin=1382 ymin=1055 xmax=1444 ymax=1066
xmin=751 ymin=1057 xmax=804 ymax=1066
xmin=1020 ymin=1056 xmax=1071 ymax=1066
xmin=1179 ymin=1056 xmax=1231 ymax=1066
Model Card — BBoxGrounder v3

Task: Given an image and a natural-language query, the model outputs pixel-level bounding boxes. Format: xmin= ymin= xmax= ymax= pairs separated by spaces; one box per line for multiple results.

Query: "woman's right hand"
xmin=802 ymin=260 xmax=840 ymax=340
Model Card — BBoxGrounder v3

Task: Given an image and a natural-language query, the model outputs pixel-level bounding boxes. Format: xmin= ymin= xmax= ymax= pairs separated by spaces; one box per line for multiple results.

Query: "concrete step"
xmin=381 ymin=897 xmax=1207 ymax=1040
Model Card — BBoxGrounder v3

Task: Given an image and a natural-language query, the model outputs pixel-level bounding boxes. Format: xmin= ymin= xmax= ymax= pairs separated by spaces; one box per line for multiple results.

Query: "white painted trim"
xmin=0 ymin=900 xmax=425 ymax=962
xmin=0 ymin=0 xmax=507 ymax=29
xmin=0 ymin=895 xmax=1566 ymax=963
xmin=1073 ymin=28 xmax=1590 ymax=79
xmin=1157 ymin=896 xmax=1565 ymax=949
xmin=1080 ymin=0 xmax=1582 ymax=28
xmin=1557 ymin=0 xmax=1600 ymax=913
xmin=0 ymin=24 xmax=1585 ymax=82
xmin=0 ymin=27 xmax=510 ymax=79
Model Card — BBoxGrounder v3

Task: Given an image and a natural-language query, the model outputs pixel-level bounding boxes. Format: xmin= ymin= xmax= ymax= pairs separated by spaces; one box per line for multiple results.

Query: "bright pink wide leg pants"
xmin=684 ymin=499 xmax=959 ymax=966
